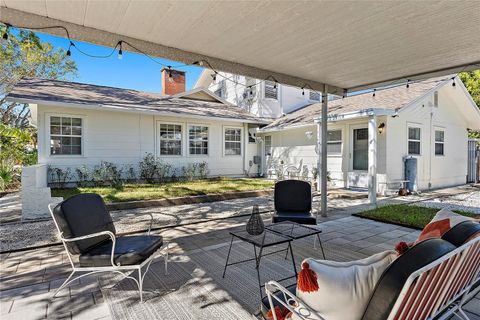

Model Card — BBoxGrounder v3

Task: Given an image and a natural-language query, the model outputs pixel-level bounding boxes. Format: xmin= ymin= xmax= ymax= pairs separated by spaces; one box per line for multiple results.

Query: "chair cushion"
xmin=261 ymin=283 xmax=296 ymax=319
xmin=272 ymin=212 xmax=316 ymax=225
xmin=274 ymin=180 xmax=312 ymax=213
xmin=53 ymin=194 xmax=116 ymax=254
xmin=361 ymin=238 xmax=456 ymax=320
xmin=79 ymin=235 xmax=163 ymax=267
xmin=290 ymin=251 xmax=397 ymax=320
xmin=415 ymin=208 xmax=474 ymax=244
xmin=441 ymin=221 xmax=480 ymax=247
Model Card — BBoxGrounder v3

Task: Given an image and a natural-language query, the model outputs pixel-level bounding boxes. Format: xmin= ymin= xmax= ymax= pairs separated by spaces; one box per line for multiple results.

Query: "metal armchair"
xmin=49 ymin=193 xmax=168 ymax=302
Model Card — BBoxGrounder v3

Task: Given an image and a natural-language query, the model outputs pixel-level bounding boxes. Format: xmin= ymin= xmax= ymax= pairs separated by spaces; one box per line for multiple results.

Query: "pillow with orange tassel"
xmin=290 ymin=250 xmax=396 ymax=320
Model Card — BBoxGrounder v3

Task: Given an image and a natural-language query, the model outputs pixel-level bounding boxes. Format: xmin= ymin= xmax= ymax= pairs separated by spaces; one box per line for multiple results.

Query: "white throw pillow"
xmin=290 ymin=250 xmax=397 ymax=320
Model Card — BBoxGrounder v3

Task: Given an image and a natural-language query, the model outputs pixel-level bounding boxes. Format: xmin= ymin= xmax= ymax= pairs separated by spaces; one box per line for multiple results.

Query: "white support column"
xmin=368 ymin=115 xmax=378 ymax=206
xmin=320 ymin=85 xmax=328 ymax=217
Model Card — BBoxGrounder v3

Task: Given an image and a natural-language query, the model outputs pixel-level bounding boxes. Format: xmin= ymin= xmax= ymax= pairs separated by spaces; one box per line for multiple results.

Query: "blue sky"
xmin=35 ymin=32 xmax=204 ymax=93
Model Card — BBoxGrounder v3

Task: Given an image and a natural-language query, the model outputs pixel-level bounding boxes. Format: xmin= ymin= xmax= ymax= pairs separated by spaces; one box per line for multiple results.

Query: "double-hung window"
xmin=159 ymin=124 xmax=182 ymax=155
xmin=50 ymin=116 xmax=82 ymax=155
xmin=327 ymin=130 xmax=342 ymax=155
xmin=224 ymin=128 xmax=242 ymax=156
xmin=435 ymin=130 xmax=445 ymax=156
xmin=188 ymin=125 xmax=208 ymax=155
xmin=264 ymin=135 xmax=272 ymax=156
xmin=408 ymin=127 xmax=421 ymax=155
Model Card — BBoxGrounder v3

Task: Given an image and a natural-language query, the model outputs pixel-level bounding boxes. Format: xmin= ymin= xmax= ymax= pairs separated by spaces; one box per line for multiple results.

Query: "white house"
xmin=7 ymin=70 xmax=269 ymax=185
xmin=8 ymin=73 xmax=480 ymax=196
xmin=195 ymin=70 xmax=322 ymax=119
xmin=255 ymin=77 xmax=480 ymax=194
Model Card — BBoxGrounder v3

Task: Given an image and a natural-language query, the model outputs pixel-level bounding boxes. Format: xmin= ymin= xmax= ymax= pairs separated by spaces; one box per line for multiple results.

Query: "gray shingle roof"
xmin=7 ymin=78 xmax=264 ymax=123
xmin=263 ymin=77 xmax=449 ymax=130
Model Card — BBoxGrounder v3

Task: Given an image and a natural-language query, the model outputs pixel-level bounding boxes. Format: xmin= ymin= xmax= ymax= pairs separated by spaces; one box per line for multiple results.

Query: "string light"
xmin=0 ymin=21 xmax=477 ymax=99
xmin=118 ymin=41 xmax=123 ymax=60
xmin=273 ymin=81 xmax=277 ymax=89
xmin=167 ymin=66 xmax=173 ymax=82
xmin=2 ymin=24 xmax=8 ymax=40
xmin=212 ymin=73 xmax=217 ymax=81
xmin=249 ymin=86 xmax=253 ymax=96
xmin=66 ymin=41 xmax=74 ymax=57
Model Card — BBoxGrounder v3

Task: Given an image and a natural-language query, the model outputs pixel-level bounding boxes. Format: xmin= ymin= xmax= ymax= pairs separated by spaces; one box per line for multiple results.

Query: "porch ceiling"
xmin=1 ymin=1 xmax=479 ymax=94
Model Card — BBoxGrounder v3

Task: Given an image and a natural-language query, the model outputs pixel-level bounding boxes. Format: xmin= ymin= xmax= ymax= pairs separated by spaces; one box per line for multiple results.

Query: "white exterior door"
xmin=348 ymin=125 xmax=369 ymax=188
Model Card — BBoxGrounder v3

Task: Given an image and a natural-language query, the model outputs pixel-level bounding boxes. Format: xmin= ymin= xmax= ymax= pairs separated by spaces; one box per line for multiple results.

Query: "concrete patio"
xmin=1 ymin=211 xmax=479 ymax=320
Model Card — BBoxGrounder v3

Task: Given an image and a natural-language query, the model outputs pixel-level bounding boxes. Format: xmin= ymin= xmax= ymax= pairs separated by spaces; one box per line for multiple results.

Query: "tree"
xmin=459 ymin=70 xmax=480 ymax=139
xmin=0 ymin=26 xmax=77 ymax=127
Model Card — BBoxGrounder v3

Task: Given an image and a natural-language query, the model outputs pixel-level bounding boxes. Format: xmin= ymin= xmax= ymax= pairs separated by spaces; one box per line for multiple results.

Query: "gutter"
xmin=314 ymin=108 xmax=398 ymax=123
xmin=6 ymin=97 xmax=270 ymax=125
xmin=257 ymin=108 xmax=398 ymax=133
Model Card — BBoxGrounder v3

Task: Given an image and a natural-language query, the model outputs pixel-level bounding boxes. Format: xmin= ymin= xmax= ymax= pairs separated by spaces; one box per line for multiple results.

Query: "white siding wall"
xmin=260 ymin=118 xmax=389 ymax=189
xmin=386 ymin=85 xmax=469 ymax=190
xmin=37 ymin=104 xmax=257 ymax=179
xmin=208 ymin=72 xmax=318 ymax=119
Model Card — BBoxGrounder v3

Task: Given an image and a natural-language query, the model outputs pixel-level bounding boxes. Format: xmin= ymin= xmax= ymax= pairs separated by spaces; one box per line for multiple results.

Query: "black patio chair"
xmin=272 ymin=179 xmax=316 ymax=225
xmin=48 ymin=193 xmax=168 ymax=302
xmin=272 ymin=179 xmax=325 ymax=258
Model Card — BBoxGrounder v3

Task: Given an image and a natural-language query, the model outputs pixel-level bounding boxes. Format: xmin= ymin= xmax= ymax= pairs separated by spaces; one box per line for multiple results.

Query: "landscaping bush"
xmin=92 ymin=161 xmax=123 ymax=188
xmin=48 ymin=166 xmax=72 ymax=188
xmin=139 ymin=153 xmax=158 ymax=183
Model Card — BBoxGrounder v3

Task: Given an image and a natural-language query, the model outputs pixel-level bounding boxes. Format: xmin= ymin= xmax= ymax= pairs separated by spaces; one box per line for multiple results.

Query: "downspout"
xmin=428 ymin=105 xmax=433 ymax=189
xmin=243 ymin=122 xmax=247 ymax=176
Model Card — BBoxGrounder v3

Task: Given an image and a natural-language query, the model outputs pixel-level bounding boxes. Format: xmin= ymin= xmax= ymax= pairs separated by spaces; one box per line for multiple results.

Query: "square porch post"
xmin=317 ymin=85 xmax=328 ymax=217
xmin=368 ymin=115 xmax=377 ymax=206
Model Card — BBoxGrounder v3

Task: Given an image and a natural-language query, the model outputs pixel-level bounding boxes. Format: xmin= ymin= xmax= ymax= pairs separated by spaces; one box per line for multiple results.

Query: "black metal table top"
xmin=265 ymin=221 xmax=322 ymax=239
xmin=229 ymin=229 xmax=292 ymax=247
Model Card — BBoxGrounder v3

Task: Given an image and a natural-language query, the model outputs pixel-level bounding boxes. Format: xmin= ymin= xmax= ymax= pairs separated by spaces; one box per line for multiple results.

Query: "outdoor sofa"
xmin=264 ymin=218 xmax=480 ymax=320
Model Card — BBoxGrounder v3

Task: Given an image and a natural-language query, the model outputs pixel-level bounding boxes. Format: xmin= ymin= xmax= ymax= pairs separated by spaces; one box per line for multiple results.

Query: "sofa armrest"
xmin=265 ymin=281 xmax=320 ymax=320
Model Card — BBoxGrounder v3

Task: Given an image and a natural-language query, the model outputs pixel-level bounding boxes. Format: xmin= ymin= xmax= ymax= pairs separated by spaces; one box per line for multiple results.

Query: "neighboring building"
xmin=195 ymin=70 xmax=322 ymax=119
xmin=256 ymin=77 xmax=480 ymax=193
xmin=7 ymin=69 xmax=268 ymax=182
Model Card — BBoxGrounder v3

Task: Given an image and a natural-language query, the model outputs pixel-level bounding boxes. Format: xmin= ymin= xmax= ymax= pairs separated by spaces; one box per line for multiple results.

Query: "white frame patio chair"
xmin=48 ymin=193 xmax=169 ymax=302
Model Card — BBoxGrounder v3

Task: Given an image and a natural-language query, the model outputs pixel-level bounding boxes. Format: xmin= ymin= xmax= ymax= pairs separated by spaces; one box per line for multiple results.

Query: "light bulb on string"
xmin=406 ymin=80 xmax=410 ymax=89
xmin=118 ymin=41 xmax=123 ymax=60
xmin=2 ymin=24 xmax=9 ymax=41
xmin=451 ymin=77 xmax=456 ymax=87
xmin=373 ymin=89 xmax=376 ymax=97
xmin=302 ymin=87 xmax=305 ymax=96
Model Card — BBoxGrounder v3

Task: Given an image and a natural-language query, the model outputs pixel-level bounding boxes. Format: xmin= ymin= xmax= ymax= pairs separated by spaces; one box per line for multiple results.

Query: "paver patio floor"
xmin=1 ymin=213 xmax=479 ymax=319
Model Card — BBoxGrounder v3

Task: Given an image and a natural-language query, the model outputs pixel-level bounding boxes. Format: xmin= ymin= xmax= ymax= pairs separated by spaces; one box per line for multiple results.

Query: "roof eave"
xmin=6 ymin=96 xmax=268 ymax=124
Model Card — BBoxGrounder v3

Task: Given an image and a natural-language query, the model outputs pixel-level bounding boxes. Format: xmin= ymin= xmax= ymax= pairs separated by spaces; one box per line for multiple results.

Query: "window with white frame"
xmin=224 ymin=128 xmax=242 ymax=155
xmin=188 ymin=125 xmax=208 ymax=155
xmin=50 ymin=116 xmax=82 ymax=155
xmin=435 ymin=129 xmax=445 ymax=156
xmin=408 ymin=126 xmax=421 ymax=155
xmin=159 ymin=124 xmax=182 ymax=155
xmin=264 ymin=80 xmax=278 ymax=99
xmin=309 ymin=90 xmax=320 ymax=101
xmin=264 ymin=135 xmax=272 ymax=156
xmin=327 ymin=130 xmax=342 ymax=155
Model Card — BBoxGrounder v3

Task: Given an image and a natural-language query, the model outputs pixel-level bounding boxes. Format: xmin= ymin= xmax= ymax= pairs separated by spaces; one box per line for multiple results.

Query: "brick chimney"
xmin=161 ymin=68 xmax=186 ymax=95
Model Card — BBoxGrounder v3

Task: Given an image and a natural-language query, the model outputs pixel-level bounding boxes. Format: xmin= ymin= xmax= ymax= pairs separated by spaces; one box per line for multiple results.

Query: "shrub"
xmin=181 ymin=164 xmax=196 ymax=181
xmin=123 ymin=165 xmax=137 ymax=182
xmin=48 ymin=166 xmax=72 ymax=188
xmin=0 ymin=165 xmax=14 ymax=191
xmin=198 ymin=161 xmax=208 ymax=179
xmin=139 ymin=153 xmax=158 ymax=183
xmin=75 ymin=165 xmax=90 ymax=187
xmin=92 ymin=161 xmax=122 ymax=187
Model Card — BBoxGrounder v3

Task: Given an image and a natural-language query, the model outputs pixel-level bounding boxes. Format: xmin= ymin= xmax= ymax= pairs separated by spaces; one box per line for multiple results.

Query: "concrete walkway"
xmin=1 ymin=213 xmax=479 ymax=319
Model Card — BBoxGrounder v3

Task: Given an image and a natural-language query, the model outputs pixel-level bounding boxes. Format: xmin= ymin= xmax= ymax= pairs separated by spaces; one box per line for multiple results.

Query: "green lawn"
xmin=358 ymin=204 xmax=477 ymax=229
xmin=51 ymin=177 xmax=274 ymax=203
